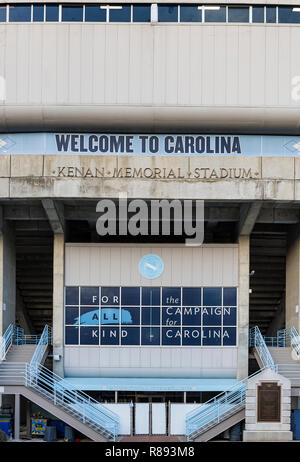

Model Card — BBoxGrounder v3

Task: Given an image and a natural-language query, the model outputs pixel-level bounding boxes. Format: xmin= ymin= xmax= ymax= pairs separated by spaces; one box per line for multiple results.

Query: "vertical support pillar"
xmin=0 ymin=221 xmax=16 ymax=337
xmin=114 ymin=391 xmax=118 ymax=403
xmin=286 ymin=225 xmax=300 ymax=332
xmin=53 ymin=233 xmax=65 ymax=377
xmin=237 ymin=235 xmax=250 ymax=380
xmin=14 ymin=394 xmax=20 ymax=441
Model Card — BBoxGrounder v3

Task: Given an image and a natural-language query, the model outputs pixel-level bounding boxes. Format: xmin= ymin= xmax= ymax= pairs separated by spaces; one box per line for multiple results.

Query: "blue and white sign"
xmin=139 ymin=254 xmax=164 ymax=279
xmin=2 ymin=132 xmax=300 ymax=156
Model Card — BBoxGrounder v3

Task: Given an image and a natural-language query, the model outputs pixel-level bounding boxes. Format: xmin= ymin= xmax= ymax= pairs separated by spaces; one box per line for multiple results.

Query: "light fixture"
xmin=250 ymin=270 xmax=255 ymax=276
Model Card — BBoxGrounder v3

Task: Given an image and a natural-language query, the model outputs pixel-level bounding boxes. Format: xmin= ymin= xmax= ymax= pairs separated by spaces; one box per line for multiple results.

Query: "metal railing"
xmin=249 ymin=326 xmax=276 ymax=369
xmin=0 ymin=324 xmax=14 ymax=361
xmin=30 ymin=325 xmax=52 ymax=369
xmin=262 ymin=327 xmax=300 ymax=359
xmin=0 ymin=324 xmax=119 ymax=441
xmin=185 ymin=367 xmax=266 ymax=441
xmin=0 ymin=361 xmax=120 ymax=441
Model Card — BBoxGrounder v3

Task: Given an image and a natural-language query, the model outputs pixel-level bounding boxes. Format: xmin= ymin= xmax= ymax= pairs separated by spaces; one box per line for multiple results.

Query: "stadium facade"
xmin=0 ymin=0 xmax=300 ymax=442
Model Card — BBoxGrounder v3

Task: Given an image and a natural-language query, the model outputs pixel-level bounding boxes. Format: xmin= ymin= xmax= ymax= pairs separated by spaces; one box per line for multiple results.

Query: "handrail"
xmin=185 ymin=366 xmax=267 ymax=441
xmin=249 ymin=325 xmax=275 ymax=369
xmin=263 ymin=326 xmax=300 ymax=359
xmin=0 ymin=361 xmax=120 ymax=441
xmin=0 ymin=324 xmax=14 ymax=361
xmin=30 ymin=325 xmax=52 ymax=368
xmin=185 ymin=326 xmax=274 ymax=441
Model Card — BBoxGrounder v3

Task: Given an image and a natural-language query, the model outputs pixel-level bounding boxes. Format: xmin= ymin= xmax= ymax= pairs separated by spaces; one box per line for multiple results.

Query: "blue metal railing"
xmin=0 ymin=324 xmax=14 ymax=361
xmin=249 ymin=326 xmax=276 ymax=369
xmin=0 ymin=361 xmax=120 ymax=440
xmin=185 ymin=326 xmax=274 ymax=441
xmin=0 ymin=324 xmax=120 ymax=441
xmin=30 ymin=325 xmax=52 ymax=369
xmin=185 ymin=367 xmax=266 ymax=441
xmin=262 ymin=326 xmax=300 ymax=358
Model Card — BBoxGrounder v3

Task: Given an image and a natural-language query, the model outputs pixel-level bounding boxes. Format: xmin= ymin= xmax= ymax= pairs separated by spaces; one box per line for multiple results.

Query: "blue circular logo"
xmin=139 ymin=254 xmax=164 ymax=279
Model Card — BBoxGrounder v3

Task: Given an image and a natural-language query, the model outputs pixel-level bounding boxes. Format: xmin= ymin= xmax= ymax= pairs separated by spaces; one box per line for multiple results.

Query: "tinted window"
xmin=182 ymin=307 xmax=201 ymax=326
xmin=202 ymin=307 xmax=222 ymax=325
xmin=223 ymin=327 xmax=236 ymax=346
xmin=142 ymin=327 xmax=160 ymax=345
xmin=121 ymin=307 xmax=140 ymax=325
xmin=266 ymin=6 xmax=276 ymax=23
xmin=223 ymin=308 xmax=237 ymax=326
xmin=252 ymin=6 xmax=264 ymax=23
xmin=65 ymin=307 xmax=79 ymax=325
xmin=142 ymin=287 xmax=160 ymax=306
xmin=223 ymin=287 xmax=237 ymax=306
xmin=46 ymin=5 xmax=59 ymax=21
xmin=204 ymin=6 xmax=226 ymax=22
xmin=228 ymin=7 xmax=249 ymax=23
xmin=162 ymin=287 xmax=181 ymax=305
xmin=202 ymin=327 xmax=222 ymax=346
xmin=182 ymin=288 xmax=201 ymax=306
xmin=121 ymin=287 xmax=140 ymax=305
xmin=65 ymin=287 xmax=79 ymax=305
xmin=162 ymin=307 xmax=181 ymax=325
xmin=162 ymin=327 xmax=181 ymax=345
xmin=121 ymin=327 xmax=140 ymax=345
xmin=33 ymin=5 xmax=44 ymax=21
xmin=133 ymin=5 xmax=150 ymax=22
xmin=203 ymin=288 xmax=222 ymax=306
xmin=101 ymin=287 xmax=120 ymax=305
xmin=0 ymin=6 xmax=6 ymax=22
xmin=182 ymin=328 xmax=201 ymax=346
xmin=158 ymin=5 xmax=178 ymax=22
xmin=180 ymin=5 xmax=202 ymax=22
xmin=81 ymin=287 xmax=99 ymax=305
xmin=141 ymin=307 xmax=161 ymax=325
xmin=101 ymin=326 xmax=119 ymax=345
xmin=109 ymin=5 xmax=131 ymax=22
xmin=278 ymin=7 xmax=300 ymax=24
xmin=65 ymin=326 xmax=79 ymax=345
xmin=80 ymin=307 xmax=100 ymax=325
xmin=85 ymin=5 xmax=106 ymax=22
xmin=62 ymin=5 xmax=83 ymax=22
xmin=80 ymin=326 xmax=99 ymax=345
xmin=9 ymin=5 xmax=31 ymax=22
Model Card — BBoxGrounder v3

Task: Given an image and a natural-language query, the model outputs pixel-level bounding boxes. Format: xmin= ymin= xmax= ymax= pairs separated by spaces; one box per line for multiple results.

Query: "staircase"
xmin=0 ymin=324 xmax=120 ymax=442
xmin=252 ymin=326 xmax=300 ymax=387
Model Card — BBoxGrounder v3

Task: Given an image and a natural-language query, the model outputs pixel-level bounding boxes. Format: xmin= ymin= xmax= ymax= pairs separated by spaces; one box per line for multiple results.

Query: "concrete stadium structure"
xmin=1 ymin=0 xmax=300 ymax=442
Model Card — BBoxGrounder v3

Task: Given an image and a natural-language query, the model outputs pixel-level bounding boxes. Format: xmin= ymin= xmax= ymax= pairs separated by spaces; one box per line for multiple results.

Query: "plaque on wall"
xmin=257 ymin=382 xmax=281 ymax=422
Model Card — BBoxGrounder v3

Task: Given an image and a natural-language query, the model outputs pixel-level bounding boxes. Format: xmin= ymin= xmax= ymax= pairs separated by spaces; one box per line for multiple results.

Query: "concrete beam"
xmin=41 ymin=200 xmax=65 ymax=234
xmin=239 ymin=203 xmax=263 ymax=236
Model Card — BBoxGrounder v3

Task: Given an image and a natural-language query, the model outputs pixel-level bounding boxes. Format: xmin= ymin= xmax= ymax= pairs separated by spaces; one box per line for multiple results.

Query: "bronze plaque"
xmin=257 ymin=382 xmax=281 ymax=422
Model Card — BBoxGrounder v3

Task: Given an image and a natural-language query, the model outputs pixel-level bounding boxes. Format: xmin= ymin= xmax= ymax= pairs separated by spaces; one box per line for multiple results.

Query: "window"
xmin=133 ymin=4 xmax=150 ymax=22
xmin=46 ymin=4 xmax=59 ymax=21
xmin=158 ymin=5 xmax=178 ymax=22
xmin=278 ymin=7 xmax=300 ymax=24
xmin=228 ymin=6 xmax=249 ymax=23
xmin=252 ymin=6 xmax=264 ymax=23
xmin=109 ymin=5 xmax=131 ymax=22
xmin=266 ymin=6 xmax=276 ymax=23
xmin=0 ymin=6 xmax=6 ymax=22
xmin=62 ymin=5 xmax=83 ymax=22
xmin=9 ymin=4 xmax=31 ymax=22
xmin=33 ymin=4 xmax=44 ymax=21
xmin=204 ymin=6 xmax=226 ymax=22
xmin=64 ymin=286 xmax=238 ymax=346
xmin=85 ymin=5 xmax=106 ymax=22
xmin=180 ymin=5 xmax=202 ymax=22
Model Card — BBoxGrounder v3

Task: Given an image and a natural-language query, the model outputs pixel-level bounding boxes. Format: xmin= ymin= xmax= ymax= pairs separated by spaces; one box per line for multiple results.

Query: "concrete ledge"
xmin=243 ymin=431 xmax=293 ymax=442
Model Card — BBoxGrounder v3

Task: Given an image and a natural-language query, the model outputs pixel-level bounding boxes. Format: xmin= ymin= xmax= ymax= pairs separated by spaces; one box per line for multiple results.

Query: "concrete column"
xmin=14 ymin=394 xmax=20 ymax=441
xmin=0 ymin=221 xmax=16 ymax=337
xmin=286 ymin=225 xmax=300 ymax=331
xmin=237 ymin=235 xmax=250 ymax=380
xmin=53 ymin=233 xmax=65 ymax=377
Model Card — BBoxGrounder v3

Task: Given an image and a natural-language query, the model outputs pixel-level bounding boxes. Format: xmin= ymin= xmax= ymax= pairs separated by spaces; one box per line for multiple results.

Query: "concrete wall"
xmin=0 ymin=22 xmax=300 ymax=132
xmin=64 ymin=243 xmax=238 ymax=378
xmin=0 ymin=154 xmax=299 ymax=201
